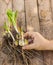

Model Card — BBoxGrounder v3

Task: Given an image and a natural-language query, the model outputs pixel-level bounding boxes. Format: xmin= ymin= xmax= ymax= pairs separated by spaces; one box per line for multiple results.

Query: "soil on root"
xmin=0 ymin=30 xmax=43 ymax=65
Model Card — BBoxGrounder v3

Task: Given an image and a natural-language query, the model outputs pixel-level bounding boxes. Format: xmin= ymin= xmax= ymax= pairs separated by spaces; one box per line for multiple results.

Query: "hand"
xmin=22 ymin=32 xmax=49 ymax=50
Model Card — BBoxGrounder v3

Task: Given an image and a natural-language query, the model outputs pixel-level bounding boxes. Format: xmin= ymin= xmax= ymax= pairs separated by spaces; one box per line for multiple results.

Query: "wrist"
xmin=44 ymin=39 xmax=53 ymax=50
xmin=40 ymin=39 xmax=50 ymax=50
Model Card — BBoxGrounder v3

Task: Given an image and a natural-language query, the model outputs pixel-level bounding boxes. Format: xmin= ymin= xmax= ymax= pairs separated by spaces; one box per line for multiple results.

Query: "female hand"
xmin=22 ymin=32 xmax=49 ymax=50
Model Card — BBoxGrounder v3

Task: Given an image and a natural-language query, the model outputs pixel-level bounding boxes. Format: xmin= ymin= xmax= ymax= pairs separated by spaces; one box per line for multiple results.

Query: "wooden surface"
xmin=0 ymin=0 xmax=12 ymax=40
xmin=38 ymin=0 xmax=53 ymax=65
xmin=0 ymin=0 xmax=53 ymax=65
xmin=25 ymin=0 xmax=40 ymax=32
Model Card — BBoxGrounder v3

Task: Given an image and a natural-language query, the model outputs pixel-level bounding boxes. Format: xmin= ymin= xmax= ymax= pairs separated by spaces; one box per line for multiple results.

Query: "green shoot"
xmin=19 ymin=28 xmax=28 ymax=46
xmin=7 ymin=9 xmax=19 ymax=34
xmin=4 ymin=22 xmax=18 ymax=46
xmin=4 ymin=22 xmax=15 ymax=41
xmin=3 ymin=9 xmax=28 ymax=65
xmin=3 ymin=9 xmax=28 ymax=46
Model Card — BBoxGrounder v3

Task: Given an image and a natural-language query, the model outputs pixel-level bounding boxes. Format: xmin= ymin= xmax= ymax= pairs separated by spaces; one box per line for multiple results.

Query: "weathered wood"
xmin=25 ymin=0 xmax=43 ymax=65
xmin=38 ymin=0 xmax=53 ymax=39
xmin=0 ymin=0 xmax=12 ymax=39
xmin=38 ymin=0 xmax=53 ymax=65
xmin=0 ymin=0 xmax=12 ymax=65
xmin=0 ymin=0 xmax=53 ymax=65
xmin=13 ymin=0 xmax=25 ymax=65
xmin=13 ymin=0 xmax=26 ymax=31
xmin=25 ymin=0 xmax=40 ymax=32
xmin=51 ymin=0 xmax=53 ymax=21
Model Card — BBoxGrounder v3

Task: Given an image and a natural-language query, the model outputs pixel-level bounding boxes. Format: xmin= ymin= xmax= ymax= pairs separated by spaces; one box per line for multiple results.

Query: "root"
xmin=1 ymin=30 xmax=46 ymax=65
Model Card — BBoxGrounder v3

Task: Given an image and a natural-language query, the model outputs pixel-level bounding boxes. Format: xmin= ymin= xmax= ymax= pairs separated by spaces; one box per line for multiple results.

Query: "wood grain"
xmin=0 ymin=0 xmax=12 ymax=39
xmin=0 ymin=0 xmax=12 ymax=65
xmin=0 ymin=0 xmax=53 ymax=65
xmin=13 ymin=0 xmax=26 ymax=31
xmin=25 ymin=0 xmax=43 ymax=65
xmin=13 ymin=0 xmax=25 ymax=65
xmin=25 ymin=0 xmax=40 ymax=32
xmin=38 ymin=0 xmax=53 ymax=65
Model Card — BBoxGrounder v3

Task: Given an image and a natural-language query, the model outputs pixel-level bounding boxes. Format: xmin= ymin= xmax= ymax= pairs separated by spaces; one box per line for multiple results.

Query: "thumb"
xmin=22 ymin=44 xmax=34 ymax=50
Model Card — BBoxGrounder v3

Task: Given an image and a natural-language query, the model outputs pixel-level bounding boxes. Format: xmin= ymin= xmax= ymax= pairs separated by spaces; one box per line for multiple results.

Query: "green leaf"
xmin=7 ymin=9 xmax=18 ymax=26
xmin=7 ymin=10 xmax=13 ymax=22
xmin=4 ymin=22 xmax=10 ymax=32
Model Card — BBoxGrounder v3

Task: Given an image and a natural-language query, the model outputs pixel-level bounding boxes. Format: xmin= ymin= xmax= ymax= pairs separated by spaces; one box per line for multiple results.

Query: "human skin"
xmin=22 ymin=32 xmax=53 ymax=50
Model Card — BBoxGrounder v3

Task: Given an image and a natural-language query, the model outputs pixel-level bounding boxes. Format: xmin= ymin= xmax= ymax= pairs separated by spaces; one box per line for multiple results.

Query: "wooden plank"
xmin=51 ymin=0 xmax=53 ymax=13
xmin=0 ymin=0 xmax=12 ymax=39
xmin=25 ymin=0 xmax=40 ymax=32
xmin=13 ymin=0 xmax=25 ymax=65
xmin=0 ymin=0 xmax=12 ymax=65
xmin=25 ymin=0 xmax=43 ymax=65
xmin=13 ymin=0 xmax=26 ymax=31
xmin=51 ymin=0 xmax=53 ymax=21
xmin=38 ymin=0 xmax=53 ymax=39
xmin=38 ymin=0 xmax=53 ymax=65
xmin=49 ymin=0 xmax=53 ymax=65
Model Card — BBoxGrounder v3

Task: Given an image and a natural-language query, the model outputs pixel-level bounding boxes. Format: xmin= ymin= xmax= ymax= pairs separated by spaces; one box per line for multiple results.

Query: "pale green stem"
xmin=14 ymin=25 xmax=19 ymax=34
xmin=22 ymin=32 xmax=25 ymax=46
xmin=9 ymin=31 xmax=15 ymax=41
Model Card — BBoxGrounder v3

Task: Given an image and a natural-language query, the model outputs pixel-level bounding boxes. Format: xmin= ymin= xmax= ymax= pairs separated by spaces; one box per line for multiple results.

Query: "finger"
xmin=28 ymin=38 xmax=34 ymax=44
xmin=24 ymin=32 xmax=34 ymax=39
xmin=22 ymin=43 xmax=34 ymax=50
